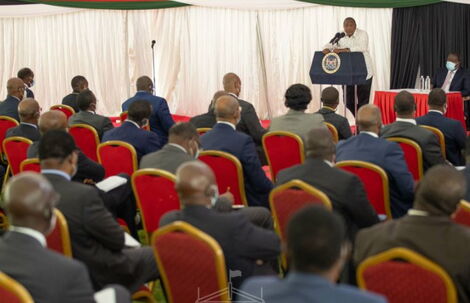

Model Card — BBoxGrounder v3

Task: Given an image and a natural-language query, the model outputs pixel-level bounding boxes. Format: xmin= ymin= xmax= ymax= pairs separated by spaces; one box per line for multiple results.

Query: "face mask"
xmin=28 ymin=80 xmax=35 ymax=88
xmin=446 ymin=61 xmax=456 ymax=71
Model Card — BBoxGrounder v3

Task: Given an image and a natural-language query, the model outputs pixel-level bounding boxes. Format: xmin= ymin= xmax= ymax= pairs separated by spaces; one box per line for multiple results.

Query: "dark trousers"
xmin=346 ymin=77 xmax=373 ymax=116
xmin=465 ymin=101 xmax=470 ymax=130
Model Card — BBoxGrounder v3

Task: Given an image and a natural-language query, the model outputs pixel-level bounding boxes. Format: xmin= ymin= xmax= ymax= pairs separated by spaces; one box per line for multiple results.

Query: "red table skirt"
xmin=374 ymin=91 xmax=465 ymax=129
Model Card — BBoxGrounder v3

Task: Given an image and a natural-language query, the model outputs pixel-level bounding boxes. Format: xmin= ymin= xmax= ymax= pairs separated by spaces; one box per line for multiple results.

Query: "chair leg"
xmin=2 ymin=165 xmax=10 ymax=187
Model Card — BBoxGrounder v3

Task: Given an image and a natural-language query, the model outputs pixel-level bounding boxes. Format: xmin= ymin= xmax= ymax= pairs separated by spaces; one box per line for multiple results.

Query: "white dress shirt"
xmin=361 ymin=131 xmax=379 ymax=138
xmin=395 ymin=117 xmax=417 ymax=125
xmin=9 ymin=226 xmax=47 ymax=247
xmin=217 ymin=121 xmax=236 ymax=130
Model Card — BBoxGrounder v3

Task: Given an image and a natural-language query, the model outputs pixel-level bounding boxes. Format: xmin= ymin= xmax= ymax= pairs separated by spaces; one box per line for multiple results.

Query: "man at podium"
xmin=323 ymin=17 xmax=373 ymax=116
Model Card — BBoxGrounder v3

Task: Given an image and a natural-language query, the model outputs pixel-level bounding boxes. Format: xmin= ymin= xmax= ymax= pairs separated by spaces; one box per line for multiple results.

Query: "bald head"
xmin=7 ymin=77 xmax=25 ymax=99
xmin=223 ymin=73 xmax=241 ymax=96
xmin=357 ymin=104 xmax=382 ymax=133
xmin=306 ymin=128 xmax=336 ymax=161
xmin=175 ymin=161 xmax=217 ymax=207
xmin=38 ymin=110 xmax=68 ymax=135
xmin=136 ymin=76 xmax=153 ymax=93
xmin=18 ymin=98 xmax=40 ymax=124
xmin=214 ymin=95 xmax=240 ymax=124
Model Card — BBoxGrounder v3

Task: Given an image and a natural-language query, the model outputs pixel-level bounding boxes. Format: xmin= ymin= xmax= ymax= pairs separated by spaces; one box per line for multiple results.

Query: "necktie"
xmin=442 ymin=71 xmax=454 ymax=92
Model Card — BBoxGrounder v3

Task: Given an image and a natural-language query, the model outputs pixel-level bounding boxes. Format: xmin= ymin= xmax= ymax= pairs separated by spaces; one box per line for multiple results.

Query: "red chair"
xmin=19 ymin=158 xmax=40 ymax=173
xmin=262 ymin=131 xmax=304 ymax=182
xmin=46 ymin=209 xmax=72 ymax=257
xmin=198 ymin=150 xmax=248 ymax=206
xmin=453 ymin=200 xmax=470 ymax=226
xmin=420 ymin=125 xmax=446 ymax=159
xmin=152 ymin=221 xmax=229 ymax=303
xmin=325 ymin=122 xmax=339 ymax=144
xmin=197 ymin=128 xmax=211 ymax=136
xmin=69 ymin=124 xmax=100 ymax=161
xmin=3 ymin=137 xmax=33 ymax=181
xmin=357 ymin=247 xmax=457 ymax=303
xmin=336 ymin=160 xmax=392 ymax=219
xmin=50 ymin=104 xmax=75 ymax=119
xmin=0 ymin=116 xmax=19 ymax=154
xmin=386 ymin=137 xmax=423 ymax=181
xmin=0 ymin=272 xmax=34 ymax=303
xmin=131 ymin=169 xmax=180 ymax=243
xmin=97 ymin=141 xmax=138 ymax=178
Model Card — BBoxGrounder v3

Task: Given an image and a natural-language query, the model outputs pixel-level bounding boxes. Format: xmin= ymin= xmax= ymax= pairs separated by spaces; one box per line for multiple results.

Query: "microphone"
xmin=151 ymin=40 xmax=156 ymax=49
xmin=329 ymin=32 xmax=341 ymax=44
xmin=332 ymin=32 xmax=345 ymax=44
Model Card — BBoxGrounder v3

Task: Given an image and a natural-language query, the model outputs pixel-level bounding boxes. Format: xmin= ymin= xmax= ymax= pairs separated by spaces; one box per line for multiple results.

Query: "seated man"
xmin=0 ymin=172 xmax=130 ymax=303
xmin=242 ymin=206 xmax=386 ymax=303
xmin=62 ymin=75 xmax=89 ymax=113
xmin=354 ymin=165 xmax=470 ymax=303
xmin=316 ymin=87 xmax=352 ymax=140
xmin=189 ymin=90 xmax=226 ymax=129
xmin=0 ymin=78 xmax=24 ymax=122
xmin=17 ymin=67 xmax=35 ymax=99
xmin=380 ymin=90 xmax=445 ymax=171
xmin=160 ymin=161 xmax=280 ymax=289
xmin=269 ymin=83 xmax=324 ymax=142
xmin=6 ymin=98 xmax=41 ymax=141
xmin=103 ymin=100 xmax=162 ymax=160
xmin=337 ymin=105 xmax=414 ymax=218
xmin=69 ymin=89 xmax=114 ymax=139
xmin=39 ymin=130 xmax=159 ymax=292
xmin=201 ymin=95 xmax=273 ymax=208
xmin=416 ymin=88 xmax=466 ymax=166
xmin=276 ymin=128 xmax=379 ymax=239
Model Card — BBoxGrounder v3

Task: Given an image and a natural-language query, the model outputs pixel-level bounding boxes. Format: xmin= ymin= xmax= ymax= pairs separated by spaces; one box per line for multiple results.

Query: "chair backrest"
xmin=336 ymin=160 xmax=392 ymax=219
xmin=0 ymin=272 xmax=34 ymax=303
xmin=131 ymin=169 xmax=180 ymax=242
xmin=196 ymin=128 xmax=211 ymax=136
xmin=357 ymin=247 xmax=457 ymax=303
xmin=262 ymin=131 xmax=305 ymax=182
xmin=46 ymin=209 xmax=73 ymax=257
xmin=97 ymin=141 xmax=138 ymax=178
xmin=0 ymin=116 xmax=19 ymax=154
xmin=325 ymin=122 xmax=339 ymax=143
xmin=453 ymin=200 xmax=470 ymax=227
xmin=419 ymin=125 xmax=446 ymax=159
xmin=386 ymin=137 xmax=423 ymax=181
xmin=198 ymin=150 xmax=248 ymax=206
xmin=152 ymin=221 xmax=229 ymax=303
xmin=3 ymin=137 xmax=33 ymax=176
xmin=19 ymin=158 xmax=40 ymax=173
xmin=69 ymin=124 xmax=100 ymax=162
xmin=50 ymin=104 xmax=75 ymax=119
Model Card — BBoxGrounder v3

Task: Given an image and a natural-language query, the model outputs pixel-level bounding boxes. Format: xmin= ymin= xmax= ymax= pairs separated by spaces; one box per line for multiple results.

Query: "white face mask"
xmin=209 ymin=186 xmax=219 ymax=207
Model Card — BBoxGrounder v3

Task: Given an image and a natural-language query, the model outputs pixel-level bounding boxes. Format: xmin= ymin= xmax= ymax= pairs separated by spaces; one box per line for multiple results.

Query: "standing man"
xmin=323 ymin=17 xmax=373 ymax=116
xmin=17 ymin=67 xmax=35 ymax=99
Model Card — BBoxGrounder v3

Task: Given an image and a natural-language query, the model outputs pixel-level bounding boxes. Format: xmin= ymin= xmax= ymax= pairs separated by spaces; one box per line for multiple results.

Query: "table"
xmin=374 ymin=90 xmax=465 ymax=129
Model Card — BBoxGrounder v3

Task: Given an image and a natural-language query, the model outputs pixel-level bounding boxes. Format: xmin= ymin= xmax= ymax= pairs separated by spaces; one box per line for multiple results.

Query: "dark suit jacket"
xmin=462 ymin=165 xmax=470 ymax=202
xmin=69 ymin=111 xmax=114 ymax=140
xmin=432 ymin=68 xmax=470 ymax=97
xmin=189 ymin=110 xmax=216 ymax=129
xmin=160 ymin=205 xmax=280 ymax=288
xmin=354 ymin=215 xmax=470 ymax=303
xmin=276 ymin=158 xmax=379 ymax=238
xmin=416 ymin=111 xmax=466 ymax=166
xmin=25 ymin=87 xmax=34 ymax=98
xmin=201 ymin=123 xmax=273 ymax=207
xmin=336 ymin=133 xmax=415 ymax=218
xmin=0 ymin=95 xmax=21 ymax=121
xmin=237 ymin=98 xmax=267 ymax=145
xmin=5 ymin=123 xmax=40 ymax=141
xmin=0 ymin=231 xmax=95 ymax=303
xmin=317 ymin=107 xmax=352 ymax=140
xmin=122 ymin=92 xmax=175 ymax=144
xmin=102 ymin=121 xmax=162 ymax=160
xmin=380 ymin=121 xmax=445 ymax=171
xmin=62 ymin=93 xmax=80 ymax=113
xmin=140 ymin=143 xmax=192 ymax=174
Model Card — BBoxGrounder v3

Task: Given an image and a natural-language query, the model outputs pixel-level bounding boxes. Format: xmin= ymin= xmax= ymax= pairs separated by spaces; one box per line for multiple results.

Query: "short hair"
xmin=428 ymin=88 xmax=446 ymax=107
xmin=71 ymin=76 xmax=87 ymax=90
xmin=448 ymin=52 xmax=461 ymax=62
xmin=77 ymin=90 xmax=96 ymax=111
xmin=306 ymin=128 xmax=336 ymax=159
xmin=38 ymin=130 xmax=77 ymax=161
xmin=344 ymin=17 xmax=356 ymax=25
xmin=394 ymin=91 xmax=416 ymax=115
xmin=321 ymin=87 xmax=339 ymax=106
xmin=128 ymin=100 xmax=152 ymax=123
xmin=287 ymin=205 xmax=346 ymax=272
xmin=169 ymin=122 xmax=198 ymax=140
xmin=136 ymin=76 xmax=153 ymax=91
xmin=17 ymin=68 xmax=34 ymax=80
xmin=284 ymin=84 xmax=312 ymax=111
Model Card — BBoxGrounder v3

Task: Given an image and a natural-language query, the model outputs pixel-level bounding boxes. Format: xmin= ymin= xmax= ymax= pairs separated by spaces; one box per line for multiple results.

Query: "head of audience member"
xmin=393 ymin=91 xmax=416 ymax=119
xmin=169 ymin=123 xmax=200 ymax=158
xmin=18 ymin=98 xmax=41 ymax=125
xmin=17 ymin=68 xmax=34 ymax=88
xmin=77 ymin=89 xmax=97 ymax=113
xmin=2 ymin=172 xmax=59 ymax=236
xmin=321 ymin=87 xmax=340 ymax=110
xmin=214 ymin=95 xmax=241 ymax=126
xmin=38 ymin=110 xmax=68 ymax=135
xmin=305 ymin=128 xmax=336 ymax=163
xmin=446 ymin=53 xmax=461 ymax=72
xmin=71 ymin=75 xmax=88 ymax=93
xmin=223 ymin=73 xmax=242 ymax=97
xmin=357 ymin=104 xmax=382 ymax=135
xmin=175 ymin=161 xmax=219 ymax=208
xmin=208 ymin=90 xmax=228 ymax=112
xmin=287 ymin=205 xmax=348 ymax=282
xmin=38 ymin=130 xmax=79 ymax=178
xmin=414 ymin=165 xmax=466 ymax=216
xmin=136 ymin=76 xmax=154 ymax=94
xmin=428 ymin=88 xmax=447 ymax=113
xmin=284 ymin=84 xmax=312 ymax=112
xmin=343 ymin=17 xmax=356 ymax=37
xmin=127 ymin=100 xmax=152 ymax=128
xmin=7 ymin=77 xmax=25 ymax=100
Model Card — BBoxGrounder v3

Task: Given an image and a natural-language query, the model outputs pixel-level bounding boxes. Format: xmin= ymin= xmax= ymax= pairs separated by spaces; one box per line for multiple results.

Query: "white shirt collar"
xmin=20 ymin=122 xmax=38 ymax=129
xmin=168 ymin=143 xmax=187 ymax=154
xmin=407 ymin=209 xmax=429 ymax=216
xmin=324 ymin=160 xmax=333 ymax=167
xmin=11 ymin=96 xmax=21 ymax=102
xmin=41 ymin=169 xmax=71 ymax=181
xmin=227 ymin=92 xmax=239 ymax=99
xmin=9 ymin=226 xmax=47 ymax=247
xmin=125 ymin=120 xmax=141 ymax=129
xmin=360 ymin=131 xmax=379 ymax=138
xmin=217 ymin=121 xmax=236 ymax=130
xmin=428 ymin=109 xmax=444 ymax=115
xmin=396 ymin=117 xmax=417 ymax=125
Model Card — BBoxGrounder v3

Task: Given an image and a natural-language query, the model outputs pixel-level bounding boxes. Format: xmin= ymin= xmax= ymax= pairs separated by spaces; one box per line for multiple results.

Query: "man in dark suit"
xmin=62 ymin=75 xmax=88 ymax=113
xmin=39 ymin=130 xmax=159 ymax=292
xmin=276 ymin=127 xmax=379 ymax=239
xmin=6 ymin=98 xmax=41 ymax=141
xmin=122 ymin=76 xmax=174 ymax=144
xmin=416 ymin=88 xmax=466 ymax=166
xmin=316 ymin=87 xmax=352 ymax=140
xmin=0 ymin=78 xmax=24 ymax=122
xmin=0 ymin=172 xmax=131 ymax=303
xmin=337 ymin=105 xmax=414 ymax=218
xmin=160 ymin=161 xmax=280 ymax=289
xmin=201 ymin=95 xmax=273 ymax=208
xmin=68 ymin=89 xmax=114 ymax=139
xmin=354 ymin=165 xmax=470 ymax=303
xmin=380 ymin=90 xmax=445 ymax=171
xmin=17 ymin=67 xmax=35 ymax=99
xmin=103 ymin=100 xmax=162 ymax=160
xmin=189 ymin=90 xmax=226 ymax=129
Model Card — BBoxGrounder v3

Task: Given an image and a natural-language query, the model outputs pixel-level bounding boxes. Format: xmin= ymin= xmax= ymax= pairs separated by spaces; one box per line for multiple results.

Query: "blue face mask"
xmin=446 ymin=61 xmax=457 ymax=71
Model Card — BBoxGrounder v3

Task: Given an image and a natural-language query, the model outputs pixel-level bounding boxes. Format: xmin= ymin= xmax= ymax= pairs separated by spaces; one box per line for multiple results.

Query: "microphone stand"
xmin=151 ymin=40 xmax=156 ymax=95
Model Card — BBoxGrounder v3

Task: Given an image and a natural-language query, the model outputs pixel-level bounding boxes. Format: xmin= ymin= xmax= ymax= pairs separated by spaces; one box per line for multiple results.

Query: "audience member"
xmin=62 ymin=75 xmax=89 ymax=113
xmin=316 ymin=87 xmax=352 ymax=140
xmin=0 ymin=78 xmax=24 ymax=121
xmin=189 ymin=90 xmax=226 ymax=129
xmin=17 ymin=67 xmax=34 ymax=98
xmin=461 ymin=137 xmax=470 ymax=201
xmin=337 ymin=104 xmax=414 ymax=218
xmin=5 ymin=98 xmax=41 ymax=141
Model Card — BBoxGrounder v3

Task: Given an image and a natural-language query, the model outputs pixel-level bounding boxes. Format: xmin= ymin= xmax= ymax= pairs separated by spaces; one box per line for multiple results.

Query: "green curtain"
xmin=21 ymin=0 xmax=188 ymax=9
xmin=298 ymin=0 xmax=442 ymax=8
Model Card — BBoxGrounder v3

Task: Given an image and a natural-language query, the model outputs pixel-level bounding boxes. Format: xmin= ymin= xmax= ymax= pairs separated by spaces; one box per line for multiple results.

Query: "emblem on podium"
xmin=322 ymin=52 xmax=341 ymax=74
